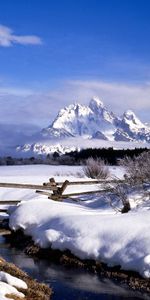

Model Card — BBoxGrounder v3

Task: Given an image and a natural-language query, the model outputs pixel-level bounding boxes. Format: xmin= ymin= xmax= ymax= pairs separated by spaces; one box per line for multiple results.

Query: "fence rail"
xmin=43 ymin=178 xmax=123 ymax=186
xmin=0 ymin=182 xmax=57 ymax=191
xmin=0 ymin=177 xmax=121 ymax=210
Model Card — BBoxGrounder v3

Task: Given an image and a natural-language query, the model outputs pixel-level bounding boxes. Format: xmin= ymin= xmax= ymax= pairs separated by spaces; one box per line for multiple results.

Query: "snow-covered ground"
xmin=0 ymin=165 xmax=150 ymax=279
xmin=0 ymin=270 xmax=27 ymax=300
xmin=0 ymin=164 xmax=124 ymax=201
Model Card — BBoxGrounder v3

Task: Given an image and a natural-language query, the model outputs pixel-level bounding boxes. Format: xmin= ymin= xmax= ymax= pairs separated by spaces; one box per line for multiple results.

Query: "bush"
xmin=120 ymin=151 xmax=150 ymax=184
xmin=83 ymin=157 xmax=110 ymax=179
xmin=112 ymin=183 xmax=131 ymax=213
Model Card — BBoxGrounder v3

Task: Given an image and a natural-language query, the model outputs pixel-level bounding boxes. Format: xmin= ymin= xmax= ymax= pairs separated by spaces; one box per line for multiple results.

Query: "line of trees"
xmin=67 ymin=147 xmax=149 ymax=165
xmin=0 ymin=147 xmax=149 ymax=166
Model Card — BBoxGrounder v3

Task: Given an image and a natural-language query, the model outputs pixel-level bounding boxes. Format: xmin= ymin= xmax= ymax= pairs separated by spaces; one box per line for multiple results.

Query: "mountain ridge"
xmin=41 ymin=97 xmax=150 ymax=143
xmin=16 ymin=97 xmax=150 ymax=156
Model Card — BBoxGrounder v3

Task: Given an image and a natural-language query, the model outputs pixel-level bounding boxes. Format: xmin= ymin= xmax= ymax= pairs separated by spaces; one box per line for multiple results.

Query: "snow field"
xmin=0 ymin=165 xmax=149 ymax=278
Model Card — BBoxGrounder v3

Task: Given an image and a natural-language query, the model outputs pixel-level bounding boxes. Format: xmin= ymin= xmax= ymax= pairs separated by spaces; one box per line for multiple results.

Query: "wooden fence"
xmin=0 ymin=177 xmax=123 ymax=212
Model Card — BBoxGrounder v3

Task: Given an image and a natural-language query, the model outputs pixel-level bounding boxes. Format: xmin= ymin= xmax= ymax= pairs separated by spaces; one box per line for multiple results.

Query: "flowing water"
xmin=0 ymin=235 xmax=149 ymax=300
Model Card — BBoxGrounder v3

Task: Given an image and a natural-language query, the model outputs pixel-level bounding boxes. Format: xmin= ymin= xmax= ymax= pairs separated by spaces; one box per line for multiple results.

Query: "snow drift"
xmin=9 ymin=199 xmax=150 ymax=278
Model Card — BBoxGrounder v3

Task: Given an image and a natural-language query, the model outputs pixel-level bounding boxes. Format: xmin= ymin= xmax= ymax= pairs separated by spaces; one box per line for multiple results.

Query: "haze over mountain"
xmin=16 ymin=97 xmax=150 ymax=156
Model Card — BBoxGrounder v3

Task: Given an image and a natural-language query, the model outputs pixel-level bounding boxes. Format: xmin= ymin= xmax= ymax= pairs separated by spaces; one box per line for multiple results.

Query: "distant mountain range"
xmin=16 ymin=97 xmax=150 ymax=156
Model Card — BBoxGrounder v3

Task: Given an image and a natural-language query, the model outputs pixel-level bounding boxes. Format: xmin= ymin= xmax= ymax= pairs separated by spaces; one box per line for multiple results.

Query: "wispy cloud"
xmin=0 ymin=79 xmax=150 ymax=130
xmin=0 ymin=24 xmax=42 ymax=47
xmin=0 ymin=86 xmax=35 ymax=96
xmin=67 ymin=79 xmax=150 ymax=112
xmin=40 ymin=79 xmax=150 ymax=119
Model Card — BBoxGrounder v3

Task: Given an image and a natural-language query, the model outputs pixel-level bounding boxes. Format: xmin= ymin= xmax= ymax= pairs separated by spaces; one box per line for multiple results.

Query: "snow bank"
xmin=0 ymin=271 xmax=27 ymax=299
xmin=0 ymin=271 xmax=27 ymax=289
xmin=9 ymin=199 xmax=150 ymax=278
xmin=0 ymin=282 xmax=25 ymax=299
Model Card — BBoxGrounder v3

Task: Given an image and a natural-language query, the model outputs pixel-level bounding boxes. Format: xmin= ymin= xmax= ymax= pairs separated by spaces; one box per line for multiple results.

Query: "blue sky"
xmin=0 ymin=0 xmax=150 ymax=129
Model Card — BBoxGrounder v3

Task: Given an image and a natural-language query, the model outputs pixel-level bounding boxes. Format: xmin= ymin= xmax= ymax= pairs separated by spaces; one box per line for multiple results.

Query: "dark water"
xmin=0 ymin=236 xmax=149 ymax=300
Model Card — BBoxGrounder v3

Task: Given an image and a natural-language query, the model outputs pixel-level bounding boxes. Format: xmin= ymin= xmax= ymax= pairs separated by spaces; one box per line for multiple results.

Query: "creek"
xmin=0 ymin=235 xmax=148 ymax=300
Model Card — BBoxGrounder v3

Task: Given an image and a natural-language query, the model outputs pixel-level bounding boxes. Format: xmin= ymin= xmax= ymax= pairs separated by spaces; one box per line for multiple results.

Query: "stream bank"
xmin=0 ymin=256 xmax=52 ymax=300
xmin=4 ymin=229 xmax=150 ymax=297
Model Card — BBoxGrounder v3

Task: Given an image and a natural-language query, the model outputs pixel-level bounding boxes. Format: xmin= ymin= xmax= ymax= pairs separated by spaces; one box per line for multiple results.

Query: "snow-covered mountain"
xmin=41 ymin=97 xmax=150 ymax=143
xmin=42 ymin=97 xmax=118 ymax=141
xmin=16 ymin=97 xmax=150 ymax=156
xmin=16 ymin=142 xmax=79 ymax=156
xmin=116 ymin=110 xmax=150 ymax=142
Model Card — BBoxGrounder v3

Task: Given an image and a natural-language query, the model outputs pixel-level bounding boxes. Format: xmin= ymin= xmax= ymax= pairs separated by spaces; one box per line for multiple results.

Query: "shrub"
xmin=83 ymin=157 xmax=110 ymax=179
xmin=113 ymin=183 xmax=131 ymax=213
xmin=120 ymin=151 xmax=150 ymax=185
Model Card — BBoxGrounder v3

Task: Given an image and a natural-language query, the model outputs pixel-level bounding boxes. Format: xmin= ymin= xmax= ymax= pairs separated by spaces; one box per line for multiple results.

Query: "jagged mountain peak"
xmin=123 ymin=110 xmax=139 ymax=120
xmin=122 ymin=110 xmax=144 ymax=127
xmin=16 ymin=97 xmax=150 ymax=156
xmin=42 ymin=97 xmax=118 ymax=139
xmin=89 ymin=97 xmax=104 ymax=110
xmin=89 ymin=96 xmax=116 ymax=125
xmin=124 ymin=109 xmax=135 ymax=117
xmin=115 ymin=109 xmax=150 ymax=142
xmin=58 ymin=102 xmax=90 ymax=116
xmin=52 ymin=102 xmax=91 ymax=128
xmin=39 ymin=97 xmax=150 ymax=143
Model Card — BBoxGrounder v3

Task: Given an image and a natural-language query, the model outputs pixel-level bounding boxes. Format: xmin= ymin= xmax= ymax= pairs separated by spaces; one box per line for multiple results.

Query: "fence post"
xmin=50 ymin=180 xmax=69 ymax=201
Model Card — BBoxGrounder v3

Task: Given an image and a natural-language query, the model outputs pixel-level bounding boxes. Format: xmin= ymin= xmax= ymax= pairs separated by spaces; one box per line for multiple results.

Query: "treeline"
xmin=67 ymin=147 xmax=149 ymax=165
xmin=0 ymin=147 xmax=149 ymax=166
xmin=0 ymin=156 xmax=45 ymax=166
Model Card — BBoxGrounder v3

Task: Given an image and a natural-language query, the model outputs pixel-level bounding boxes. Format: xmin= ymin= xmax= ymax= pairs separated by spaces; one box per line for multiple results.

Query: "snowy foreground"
xmin=0 ymin=270 xmax=27 ymax=300
xmin=0 ymin=165 xmax=150 ymax=279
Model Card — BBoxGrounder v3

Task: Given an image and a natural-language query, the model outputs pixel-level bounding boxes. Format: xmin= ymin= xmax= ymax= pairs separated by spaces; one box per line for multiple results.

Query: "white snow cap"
xmin=89 ymin=97 xmax=104 ymax=110
xmin=123 ymin=110 xmax=136 ymax=119
xmin=123 ymin=110 xmax=143 ymax=126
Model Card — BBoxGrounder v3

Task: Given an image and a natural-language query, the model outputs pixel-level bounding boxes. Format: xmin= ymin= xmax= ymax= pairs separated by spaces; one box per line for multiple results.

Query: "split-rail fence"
xmin=0 ymin=177 xmax=123 ymax=213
